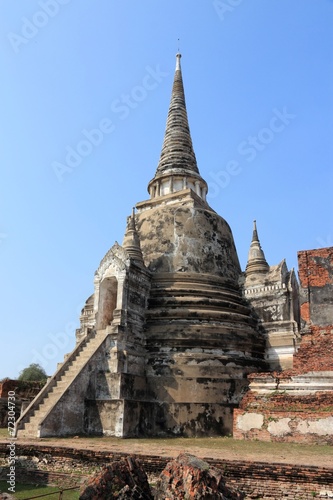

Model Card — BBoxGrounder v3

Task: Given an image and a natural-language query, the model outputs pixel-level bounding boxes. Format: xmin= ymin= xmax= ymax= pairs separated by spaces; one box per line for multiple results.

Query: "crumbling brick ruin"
xmin=295 ymin=247 xmax=333 ymax=372
xmin=0 ymin=379 xmax=42 ymax=428
xmin=15 ymin=54 xmax=333 ymax=442
xmin=234 ymin=247 xmax=333 ymax=444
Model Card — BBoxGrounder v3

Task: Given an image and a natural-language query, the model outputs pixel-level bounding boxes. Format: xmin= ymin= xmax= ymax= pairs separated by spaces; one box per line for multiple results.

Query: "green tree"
xmin=18 ymin=363 xmax=48 ymax=382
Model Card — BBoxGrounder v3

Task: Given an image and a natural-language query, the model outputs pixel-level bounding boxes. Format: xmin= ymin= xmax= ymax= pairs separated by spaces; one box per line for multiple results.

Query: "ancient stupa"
xmin=16 ymin=54 xmax=299 ymax=438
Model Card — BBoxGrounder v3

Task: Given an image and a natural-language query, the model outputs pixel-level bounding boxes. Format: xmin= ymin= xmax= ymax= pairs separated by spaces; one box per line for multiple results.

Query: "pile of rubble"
xmin=79 ymin=456 xmax=153 ymax=499
xmin=79 ymin=453 xmax=244 ymax=499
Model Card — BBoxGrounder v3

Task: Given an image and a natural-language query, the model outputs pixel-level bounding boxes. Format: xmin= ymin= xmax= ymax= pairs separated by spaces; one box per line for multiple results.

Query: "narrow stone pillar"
xmin=93 ymin=279 xmax=100 ymax=314
xmin=116 ymin=275 xmax=125 ymax=310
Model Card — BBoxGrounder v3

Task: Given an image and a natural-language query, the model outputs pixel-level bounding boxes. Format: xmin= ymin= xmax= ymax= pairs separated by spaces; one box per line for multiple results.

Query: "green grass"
xmin=48 ymin=434 xmax=333 ymax=457
xmin=0 ymin=428 xmax=11 ymax=438
xmin=0 ymin=481 xmax=79 ymax=499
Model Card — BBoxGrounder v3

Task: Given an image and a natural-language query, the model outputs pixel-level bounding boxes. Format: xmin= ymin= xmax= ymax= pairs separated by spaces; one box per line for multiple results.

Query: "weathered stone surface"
xmin=136 ymin=197 xmax=241 ymax=279
xmin=153 ymin=453 xmax=244 ymax=499
xmin=79 ymin=457 xmax=153 ymax=499
xmin=133 ymin=193 xmax=267 ymax=436
xmin=236 ymin=412 xmax=264 ymax=432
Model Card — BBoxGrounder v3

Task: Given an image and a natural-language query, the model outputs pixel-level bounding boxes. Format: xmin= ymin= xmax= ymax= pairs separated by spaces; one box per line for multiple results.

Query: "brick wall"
xmin=233 ymin=371 xmax=333 ymax=445
xmin=239 ymin=382 xmax=333 ymax=412
xmin=293 ymin=325 xmax=333 ymax=372
xmin=0 ymin=379 xmax=44 ymax=428
xmin=0 ymin=443 xmax=332 ymax=500
xmin=297 ymin=247 xmax=333 ymax=332
xmin=295 ymin=247 xmax=333 ymax=372
xmin=298 ymin=247 xmax=333 ymax=296
xmin=0 ymin=379 xmax=44 ymax=398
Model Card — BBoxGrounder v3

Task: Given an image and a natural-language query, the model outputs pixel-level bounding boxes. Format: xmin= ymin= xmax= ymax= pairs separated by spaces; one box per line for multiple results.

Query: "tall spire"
xmin=148 ymin=54 xmax=208 ymax=201
xmin=156 ymin=53 xmax=199 ymax=176
xmin=245 ymin=220 xmax=269 ymax=276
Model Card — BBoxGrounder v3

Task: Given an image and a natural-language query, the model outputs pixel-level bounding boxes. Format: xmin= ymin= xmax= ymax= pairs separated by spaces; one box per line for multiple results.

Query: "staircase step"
xmin=17 ymin=330 xmax=107 ymax=438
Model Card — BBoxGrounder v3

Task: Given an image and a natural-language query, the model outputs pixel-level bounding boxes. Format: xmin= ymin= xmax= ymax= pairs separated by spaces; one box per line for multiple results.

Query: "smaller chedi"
xmin=242 ymin=219 xmax=300 ymax=370
xmin=16 ymin=54 xmax=302 ymax=439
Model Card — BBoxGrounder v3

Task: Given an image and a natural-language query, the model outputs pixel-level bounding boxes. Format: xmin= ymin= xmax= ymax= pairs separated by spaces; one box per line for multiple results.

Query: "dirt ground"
xmin=4 ymin=435 xmax=332 ymax=469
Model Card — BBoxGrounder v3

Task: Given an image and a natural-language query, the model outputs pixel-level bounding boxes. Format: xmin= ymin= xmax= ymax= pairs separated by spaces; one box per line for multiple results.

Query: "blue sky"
xmin=0 ymin=0 xmax=332 ymax=379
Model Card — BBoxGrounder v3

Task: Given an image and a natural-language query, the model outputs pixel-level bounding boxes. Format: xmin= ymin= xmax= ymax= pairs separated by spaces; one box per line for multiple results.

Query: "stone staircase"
xmin=16 ymin=329 xmax=107 ymax=438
